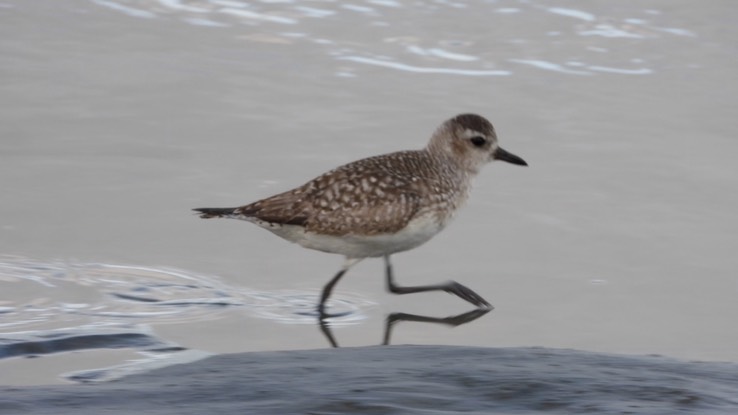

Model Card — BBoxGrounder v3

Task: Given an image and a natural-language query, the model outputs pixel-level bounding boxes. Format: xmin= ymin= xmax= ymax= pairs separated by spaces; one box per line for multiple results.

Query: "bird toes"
xmin=444 ymin=281 xmax=493 ymax=309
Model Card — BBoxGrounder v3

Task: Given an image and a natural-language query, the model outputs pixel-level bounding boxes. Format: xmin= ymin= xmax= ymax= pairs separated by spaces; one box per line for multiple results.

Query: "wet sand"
xmin=2 ymin=345 xmax=737 ymax=415
xmin=0 ymin=346 xmax=738 ymax=415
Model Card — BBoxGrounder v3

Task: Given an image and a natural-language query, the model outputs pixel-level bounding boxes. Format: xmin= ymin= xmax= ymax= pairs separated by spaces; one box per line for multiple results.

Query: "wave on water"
xmin=0 ymin=324 xmax=181 ymax=360
xmin=71 ymin=0 xmax=699 ymax=77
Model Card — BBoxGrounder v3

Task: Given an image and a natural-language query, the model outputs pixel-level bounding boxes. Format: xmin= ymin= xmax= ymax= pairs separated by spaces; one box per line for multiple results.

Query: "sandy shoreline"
xmin=1 ymin=345 xmax=737 ymax=414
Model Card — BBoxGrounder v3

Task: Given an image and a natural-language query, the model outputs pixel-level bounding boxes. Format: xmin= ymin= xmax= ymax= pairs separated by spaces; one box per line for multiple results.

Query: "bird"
xmin=194 ymin=113 xmax=527 ymax=317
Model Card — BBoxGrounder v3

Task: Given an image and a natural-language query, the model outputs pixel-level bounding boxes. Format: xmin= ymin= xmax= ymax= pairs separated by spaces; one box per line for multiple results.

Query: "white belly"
xmin=260 ymin=213 xmax=446 ymax=258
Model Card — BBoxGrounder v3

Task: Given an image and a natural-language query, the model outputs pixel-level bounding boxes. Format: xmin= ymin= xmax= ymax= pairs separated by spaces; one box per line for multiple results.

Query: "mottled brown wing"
xmin=235 ymin=190 xmax=311 ymax=226
xmin=235 ymin=153 xmax=425 ymax=236
xmin=301 ymin=170 xmax=422 ymax=236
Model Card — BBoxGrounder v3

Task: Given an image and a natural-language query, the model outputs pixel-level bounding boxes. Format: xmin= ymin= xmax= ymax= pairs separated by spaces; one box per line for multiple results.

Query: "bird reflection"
xmin=318 ymin=308 xmax=492 ymax=348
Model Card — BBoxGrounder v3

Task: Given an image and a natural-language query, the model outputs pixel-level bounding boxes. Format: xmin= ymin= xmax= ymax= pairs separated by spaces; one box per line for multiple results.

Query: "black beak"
xmin=493 ymin=147 xmax=528 ymax=166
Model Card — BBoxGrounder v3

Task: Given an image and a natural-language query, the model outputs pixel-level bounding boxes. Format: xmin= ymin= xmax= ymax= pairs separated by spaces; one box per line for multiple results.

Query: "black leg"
xmin=383 ymin=255 xmax=492 ymax=309
xmin=318 ymin=258 xmax=363 ymax=319
xmin=318 ymin=268 xmax=347 ymax=317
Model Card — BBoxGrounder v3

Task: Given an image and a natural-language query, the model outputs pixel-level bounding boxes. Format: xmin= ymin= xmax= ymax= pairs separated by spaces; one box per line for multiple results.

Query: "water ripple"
xmin=0 ymin=256 xmax=373 ymax=329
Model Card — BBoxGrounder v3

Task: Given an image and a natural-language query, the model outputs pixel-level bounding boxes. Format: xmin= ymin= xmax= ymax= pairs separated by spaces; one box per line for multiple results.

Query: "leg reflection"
xmin=382 ymin=308 xmax=491 ymax=345
xmin=318 ymin=307 xmax=492 ymax=348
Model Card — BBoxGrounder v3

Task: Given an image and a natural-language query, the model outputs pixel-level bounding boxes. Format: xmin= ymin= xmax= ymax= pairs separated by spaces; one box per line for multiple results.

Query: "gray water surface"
xmin=1 ymin=0 xmax=737 ymax=385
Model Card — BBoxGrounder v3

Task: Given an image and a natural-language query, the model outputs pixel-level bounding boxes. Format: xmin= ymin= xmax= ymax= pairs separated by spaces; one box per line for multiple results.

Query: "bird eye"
xmin=470 ymin=136 xmax=487 ymax=147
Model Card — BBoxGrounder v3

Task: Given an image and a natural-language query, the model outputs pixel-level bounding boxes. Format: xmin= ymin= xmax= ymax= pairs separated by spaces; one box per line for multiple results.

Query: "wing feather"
xmin=235 ymin=152 xmax=428 ymax=235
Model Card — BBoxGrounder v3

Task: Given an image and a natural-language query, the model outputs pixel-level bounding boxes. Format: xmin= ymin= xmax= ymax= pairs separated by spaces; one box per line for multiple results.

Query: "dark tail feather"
xmin=193 ymin=207 xmax=237 ymax=219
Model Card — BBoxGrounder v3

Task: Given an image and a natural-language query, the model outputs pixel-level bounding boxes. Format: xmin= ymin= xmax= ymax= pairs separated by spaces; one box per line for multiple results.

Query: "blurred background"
xmin=1 ymin=0 xmax=737 ymax=385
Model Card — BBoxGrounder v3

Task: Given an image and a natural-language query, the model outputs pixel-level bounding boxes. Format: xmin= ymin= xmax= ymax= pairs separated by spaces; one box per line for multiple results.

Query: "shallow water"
xmin=1 ymin=0 xmax=738 ymax=385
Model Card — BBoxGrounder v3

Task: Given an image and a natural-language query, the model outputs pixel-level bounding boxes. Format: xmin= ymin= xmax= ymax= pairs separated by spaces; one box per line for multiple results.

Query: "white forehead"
xmin=461 ymin=128 xmax=486 ymax=138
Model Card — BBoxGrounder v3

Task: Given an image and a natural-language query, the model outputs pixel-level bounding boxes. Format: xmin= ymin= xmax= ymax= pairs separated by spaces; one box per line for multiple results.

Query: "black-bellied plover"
xmin=194 ymin=114 xmax=527 ymax=317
